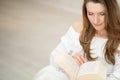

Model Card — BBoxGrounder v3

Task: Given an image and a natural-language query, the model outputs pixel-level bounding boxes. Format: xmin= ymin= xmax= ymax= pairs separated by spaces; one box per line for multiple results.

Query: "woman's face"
xmin=86 ymin=2 xmax=106 ymax=32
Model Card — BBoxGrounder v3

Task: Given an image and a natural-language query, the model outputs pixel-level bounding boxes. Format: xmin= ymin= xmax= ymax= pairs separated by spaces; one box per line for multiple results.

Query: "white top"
xmin=50 ymin=26 xmax=120 ymax=80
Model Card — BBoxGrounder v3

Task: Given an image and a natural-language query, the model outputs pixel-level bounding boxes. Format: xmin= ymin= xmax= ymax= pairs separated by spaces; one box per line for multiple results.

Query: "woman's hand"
xmin=72 ymin=53 xmax=86 ymax=67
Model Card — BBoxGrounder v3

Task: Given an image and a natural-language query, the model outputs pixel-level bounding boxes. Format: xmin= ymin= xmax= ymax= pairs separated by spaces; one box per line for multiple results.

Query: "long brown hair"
xmin=80 ymin=0 xmax=120 ymax=65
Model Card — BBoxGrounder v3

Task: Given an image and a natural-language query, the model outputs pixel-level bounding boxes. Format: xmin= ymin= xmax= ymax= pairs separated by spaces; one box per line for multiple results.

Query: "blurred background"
xmin=0 ymin=0 xmax=119 ymax=80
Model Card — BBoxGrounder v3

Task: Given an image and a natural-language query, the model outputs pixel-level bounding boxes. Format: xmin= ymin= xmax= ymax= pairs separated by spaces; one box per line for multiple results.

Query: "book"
xmin=55 ymin=52 xmax=107 ymax=80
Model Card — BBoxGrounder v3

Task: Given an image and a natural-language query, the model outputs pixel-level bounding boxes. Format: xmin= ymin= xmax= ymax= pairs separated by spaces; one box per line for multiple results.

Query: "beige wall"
xmin=0 ymin=0 xmax=81 ymax=80
xmin=35 ymin=0 xmax=120 ymax=15
xmin=34 ymin=0 xmax=83 ymax=15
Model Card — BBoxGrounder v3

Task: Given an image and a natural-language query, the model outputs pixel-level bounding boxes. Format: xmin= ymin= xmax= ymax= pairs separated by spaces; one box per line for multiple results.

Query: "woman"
xmin=34 ymin=0 xmax=120 ymax=80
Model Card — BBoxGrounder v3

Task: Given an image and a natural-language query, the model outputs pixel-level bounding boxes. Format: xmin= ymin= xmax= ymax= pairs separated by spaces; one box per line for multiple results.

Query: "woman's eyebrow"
xmin=87 ymin=10 xmax=105 ymax=13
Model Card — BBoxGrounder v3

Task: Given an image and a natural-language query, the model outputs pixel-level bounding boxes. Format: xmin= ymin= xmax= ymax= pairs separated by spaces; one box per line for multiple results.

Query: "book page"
xmin=77 ymin=61 xmax=107 ymax=80
xmin=78 ymin=61 xmax=98 ymax=75
xmin=55 ymin=52 xmax=79 ymax=80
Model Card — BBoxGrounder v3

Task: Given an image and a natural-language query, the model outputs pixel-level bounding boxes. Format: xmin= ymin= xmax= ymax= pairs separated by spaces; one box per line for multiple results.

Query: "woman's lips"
xmin=94 ymin=24 xmax=102 ymax=27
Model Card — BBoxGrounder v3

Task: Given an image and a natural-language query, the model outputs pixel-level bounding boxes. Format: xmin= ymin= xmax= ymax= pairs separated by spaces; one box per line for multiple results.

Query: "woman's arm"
xmin=50 ymin=20 xmax=83 ymax=66
xmin=106 ymin=53 xmax=120 ymax=80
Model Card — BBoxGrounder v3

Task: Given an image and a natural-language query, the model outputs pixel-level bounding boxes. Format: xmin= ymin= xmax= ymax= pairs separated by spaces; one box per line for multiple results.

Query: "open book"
xmin=55 ymin=52 xmax=107 ymax=80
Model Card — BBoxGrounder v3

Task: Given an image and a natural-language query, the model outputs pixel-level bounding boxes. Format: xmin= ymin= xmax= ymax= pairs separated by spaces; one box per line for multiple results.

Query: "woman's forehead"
xmin=86 ymin=2 xmax=105 ymax=13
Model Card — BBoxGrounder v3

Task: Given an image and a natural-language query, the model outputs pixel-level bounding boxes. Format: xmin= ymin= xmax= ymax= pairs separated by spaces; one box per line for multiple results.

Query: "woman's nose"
xmin=93 ymin=15 xmax=100 ymax=24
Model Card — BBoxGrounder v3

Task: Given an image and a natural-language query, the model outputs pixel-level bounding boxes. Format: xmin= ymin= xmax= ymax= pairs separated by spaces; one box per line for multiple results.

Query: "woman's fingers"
xmin=73 ymin=57 xmax=81 ymax=66
xmin=78 ymin=55 xmax=86 ymax=63
xmin=72 ymin=53 xmax=86 ymax=66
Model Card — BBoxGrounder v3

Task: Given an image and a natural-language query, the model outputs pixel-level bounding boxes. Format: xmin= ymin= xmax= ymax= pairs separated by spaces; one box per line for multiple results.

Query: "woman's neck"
xmin=95 ymin=30 xmax=108 ymax=38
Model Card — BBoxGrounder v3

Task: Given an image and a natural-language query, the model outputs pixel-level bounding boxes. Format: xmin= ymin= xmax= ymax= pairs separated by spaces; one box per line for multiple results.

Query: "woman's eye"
xmin=88 ymin=13 xmax=93 ymax=15
xmin=100 ymin=13 xmax=105 ymax=16
xmin=89 ymin=14 xmax=93 ymax=15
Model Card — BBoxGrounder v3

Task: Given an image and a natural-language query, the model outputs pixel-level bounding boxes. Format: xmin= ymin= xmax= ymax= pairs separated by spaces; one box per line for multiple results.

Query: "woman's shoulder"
xmin=62 ymin=19 xmax=83 ymax=38
xmin=117 ymin=44 xmax=120 ymax=51
xmin=71 ymin=19 xmax=83 ymax=33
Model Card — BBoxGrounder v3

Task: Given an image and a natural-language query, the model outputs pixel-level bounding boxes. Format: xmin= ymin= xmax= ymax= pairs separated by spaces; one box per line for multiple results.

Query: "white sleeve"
xmin=49 ymin=26 xmax=83 ymax=66
xmin=106 ymin=53 xmax=120 ymax=80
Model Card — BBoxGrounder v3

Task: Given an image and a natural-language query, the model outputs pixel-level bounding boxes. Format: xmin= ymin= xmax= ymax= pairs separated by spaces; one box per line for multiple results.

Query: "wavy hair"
xmin=80 ymin=0 xmax=120 ymax=65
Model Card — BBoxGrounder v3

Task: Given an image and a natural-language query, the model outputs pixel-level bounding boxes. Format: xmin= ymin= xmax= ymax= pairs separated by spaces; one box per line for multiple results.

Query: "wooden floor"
xmin=0 ymin=0 xmax=81 ymax=80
